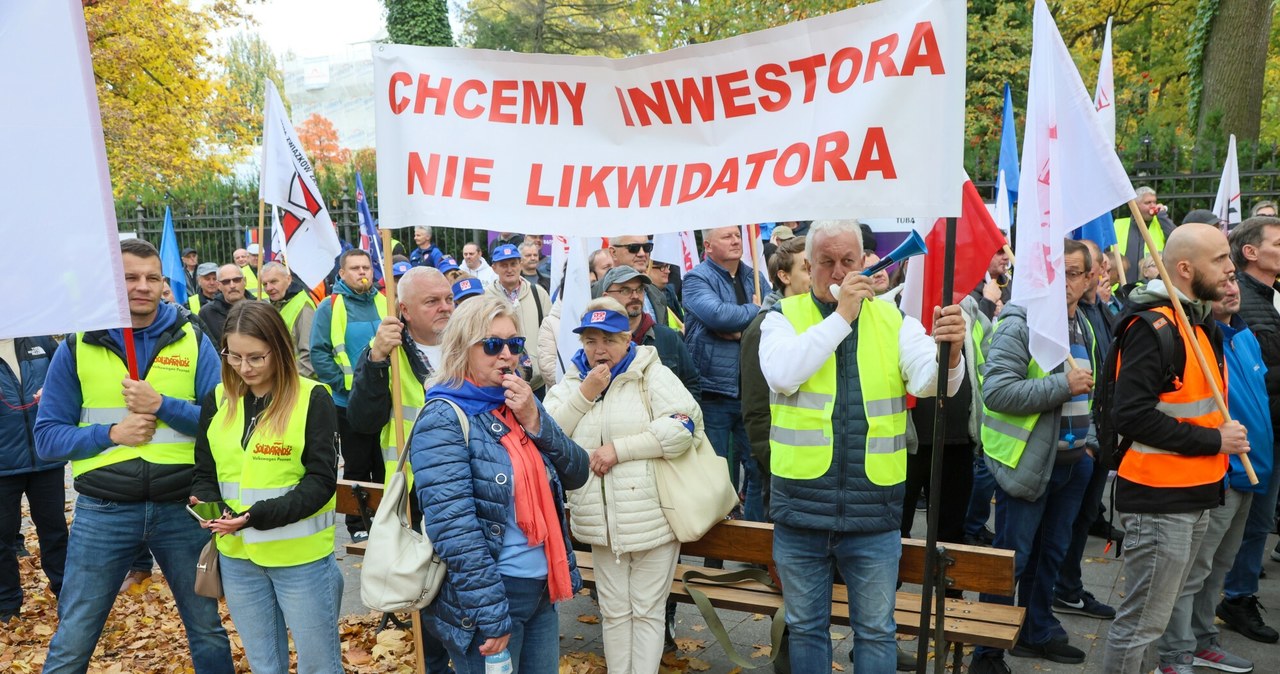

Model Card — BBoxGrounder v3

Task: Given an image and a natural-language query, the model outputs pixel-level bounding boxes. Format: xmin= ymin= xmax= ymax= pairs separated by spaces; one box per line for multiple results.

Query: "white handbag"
xmin=359 ymin=399 xmax=463 ymax=612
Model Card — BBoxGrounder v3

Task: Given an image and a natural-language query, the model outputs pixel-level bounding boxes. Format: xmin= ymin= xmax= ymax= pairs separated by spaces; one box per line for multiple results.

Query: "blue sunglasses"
xmin=478 ymin=336 xmax=526 ymax=356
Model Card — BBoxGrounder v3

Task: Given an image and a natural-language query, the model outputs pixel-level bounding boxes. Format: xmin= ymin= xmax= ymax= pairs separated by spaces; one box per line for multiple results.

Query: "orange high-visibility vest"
xmin=1117 ymin=306 xmax=1229 ymax=488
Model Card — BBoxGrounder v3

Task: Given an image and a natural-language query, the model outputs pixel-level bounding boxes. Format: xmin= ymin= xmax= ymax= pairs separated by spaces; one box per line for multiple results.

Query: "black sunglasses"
xmin=617 ymin=242 xmax=653 ymax=254
xmin=478 ymin=336 xmax=526 ymax=356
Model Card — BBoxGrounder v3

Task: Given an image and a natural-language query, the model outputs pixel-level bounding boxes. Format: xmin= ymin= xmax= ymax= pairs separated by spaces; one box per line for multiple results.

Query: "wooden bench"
xmin=335 ymin=479 xmax=1024 ymax=665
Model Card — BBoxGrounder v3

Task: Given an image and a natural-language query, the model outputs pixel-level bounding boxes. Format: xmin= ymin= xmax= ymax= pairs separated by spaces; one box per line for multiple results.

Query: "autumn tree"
xmin=460 ymin=0 xmax=652 ymax=55
xmin=385 ymin=0 xmax=455 ymax=46
xmin=210 ymin=32 xmax=290 ymax=155
xmin=296 ymin=114 xmax=351 ymax=170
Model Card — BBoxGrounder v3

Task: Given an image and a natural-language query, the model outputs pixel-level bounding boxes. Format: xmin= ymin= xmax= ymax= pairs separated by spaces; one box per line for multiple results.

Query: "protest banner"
xmin=373 ymin=0 xmax=965 ymax=235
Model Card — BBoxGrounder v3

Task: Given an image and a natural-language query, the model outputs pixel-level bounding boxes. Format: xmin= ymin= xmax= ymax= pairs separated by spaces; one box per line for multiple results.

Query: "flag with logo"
xmin=259 ymin=79 xmax=342 ymax=288
xmin=1013 ymin=0 xmax=1136 ymax=370
xmin=159 ymin=206 xmax=188 ymax=305
xmin=355 ymin=172 xmax=384 ymax=283
xmin=653 ymin=230 xmax=699 ymax=273
xmin=1071 ymin=16 xmax=1119 ymax=250
xmin=1213 ymin=134 xmax=1241 ymax=229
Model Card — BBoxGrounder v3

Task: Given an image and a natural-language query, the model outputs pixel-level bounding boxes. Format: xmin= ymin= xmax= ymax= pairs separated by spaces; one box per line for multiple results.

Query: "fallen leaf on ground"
xmin=576 ymin=614 xmax=600 ymax=624
xmin=675 ymin=637 xmax=705 ymax=652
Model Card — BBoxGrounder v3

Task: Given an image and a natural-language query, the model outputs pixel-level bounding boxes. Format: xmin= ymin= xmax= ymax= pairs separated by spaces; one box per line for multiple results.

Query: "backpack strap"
xmin=1124 ymin=310 xmax=1183 ymax=392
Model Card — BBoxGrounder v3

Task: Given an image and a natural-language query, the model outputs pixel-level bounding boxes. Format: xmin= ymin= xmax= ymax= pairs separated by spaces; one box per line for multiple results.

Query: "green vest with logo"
xmin=207 ymin=379 xmax=336 ymax=566
xmin=73 ymin=325 xmax=200 ymax=477
xmin=769 ymin=295 xmax=907 ymax=486
xmin=381 ymin=347 xmax=426 ymax=489
xmin=330 ymin=292 xmax=388 ymax=390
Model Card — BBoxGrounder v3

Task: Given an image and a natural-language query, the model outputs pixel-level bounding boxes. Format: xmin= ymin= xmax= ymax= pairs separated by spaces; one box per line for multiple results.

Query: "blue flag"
xmin=1071 ymin=210 xmax=1118 ymax=249
xmin=997 ymin=83 xmax=1020 ymax=230
xmin=159 ymin=206 xmax=189 ymax=305
xmin=355 ymin=172 xmax=383 ymax=284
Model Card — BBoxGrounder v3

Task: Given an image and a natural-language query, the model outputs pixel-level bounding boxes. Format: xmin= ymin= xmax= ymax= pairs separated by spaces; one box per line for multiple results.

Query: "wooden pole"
xmin=380 ymin=228 xmax=426 ymax=674
xmin=1127 ymin=200 xmax=1258 ymax=485
xmin=751 ymin=225 xmax=763 ymax=304
xmin=255 ymin=199 xmax=266 ymax=285
xmin=1002 ymin=244 xmax=1016 ymax=266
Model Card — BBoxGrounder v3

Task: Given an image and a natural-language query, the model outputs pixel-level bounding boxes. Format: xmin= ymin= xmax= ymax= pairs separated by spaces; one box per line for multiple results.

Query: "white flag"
xmin=1212 ymin=135 xmax=1241 ymax=229
xmin=549 ymin=234 xmax=569 ymax=301
xmin=270 ymin=206 xmax=286 ymax=263
xmin=995 ymin=169 xmax=1014 ymax=234
xmin=0 ymin=0 xmax=130 ymax=339
xmin=1012 ymin=0 xmax=1136 ymax=370
xmin=259 ymin=80 xmax=342 ymax=288
xmin=741 ymin=225 xmax=765 ymax=274
xmin=556 ymin=237 xmax=593 ymax=382
xmin=1094 ymin=17 xmax=1116 ymax=148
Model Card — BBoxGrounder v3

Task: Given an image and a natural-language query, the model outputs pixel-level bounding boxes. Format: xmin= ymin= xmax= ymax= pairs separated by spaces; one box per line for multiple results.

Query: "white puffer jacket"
xmin=544 ymin=345 xmax=702 ymax=556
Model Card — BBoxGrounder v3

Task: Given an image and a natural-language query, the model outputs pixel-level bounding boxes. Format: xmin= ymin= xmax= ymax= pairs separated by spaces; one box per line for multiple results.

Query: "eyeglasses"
xmin=616 ymin=243 xmax=653 ymax=254
xmin=606 ymin=285 xmax=645 ymax=298
xmin=477 ymin=336 xmax=526 ymax=356
xmin=1065 ymin=270 xmax=1088 ymax=280
xmin=219 ymin=277 xmax=245 ymax=285
xmin=649 ymin=263 xmax=671 ymax=272
xmin=221 ymin=350 xmax=270 ymax=368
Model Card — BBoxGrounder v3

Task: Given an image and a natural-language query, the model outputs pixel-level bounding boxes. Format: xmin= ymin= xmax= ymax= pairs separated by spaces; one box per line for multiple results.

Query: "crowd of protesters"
xmin=6 ymin=199 xmax=1280 ymax=672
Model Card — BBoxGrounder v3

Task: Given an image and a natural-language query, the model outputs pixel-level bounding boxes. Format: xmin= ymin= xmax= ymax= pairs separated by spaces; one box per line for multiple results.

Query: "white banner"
xmin=0 ymin=0 xmax=129 ymax=339
xmin=1213 ymin=134 xmax=1241 ymax=228
xmin=373 ymin=0 xmax=965 ymax=236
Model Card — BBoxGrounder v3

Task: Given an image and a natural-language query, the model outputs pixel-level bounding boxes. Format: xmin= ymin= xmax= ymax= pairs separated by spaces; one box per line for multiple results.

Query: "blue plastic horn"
xmin=862 ymin=229 xmax=928 ymax=277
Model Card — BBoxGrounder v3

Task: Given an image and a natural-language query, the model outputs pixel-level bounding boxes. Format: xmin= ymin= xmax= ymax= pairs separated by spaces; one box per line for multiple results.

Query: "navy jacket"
xmin=0 ymin=337 xmax=62 ymax=477
xmin=410 ymin=399 xmax=589 ymax=653
xmin=682 ymin=258 xmax=769 ymax=398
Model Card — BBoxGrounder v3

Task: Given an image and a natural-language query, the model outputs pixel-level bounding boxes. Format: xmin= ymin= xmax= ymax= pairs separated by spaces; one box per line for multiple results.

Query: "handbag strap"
xmin=398 ymin=399 xmax=470 ymax=470
xmin=680 ymin=567 xmax=786 ymax=669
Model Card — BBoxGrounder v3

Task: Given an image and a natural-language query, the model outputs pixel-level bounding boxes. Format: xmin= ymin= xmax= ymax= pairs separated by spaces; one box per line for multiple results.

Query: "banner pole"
xmin=1128 ymin=200 xmax=1257 ymax=485
xmin=751 ymin=225 xmax=763 ymax=305
xmin=122 ymin=327 xmax=140 ymax=380
xmin=256 ymin=199 xmax=266 ymax=285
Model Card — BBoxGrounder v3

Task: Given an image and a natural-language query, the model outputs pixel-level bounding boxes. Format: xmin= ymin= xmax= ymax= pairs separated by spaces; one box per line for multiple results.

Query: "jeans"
xmin=1157 ymin=490 xmax=1251 ymax=661
xmin=901 ymin=443 xmax=974 ymax=542
xmin=702 ymin=396 xmax=764 ymax=521
xmin=1102 ymin=510 xmax=1209 ymax=673
xmin=964 ymin=455 xmax=997 ymax=538
xmin=773 ymin=523 xmax=899 ymax=672
xmin=1055 ymin=453 xmax=1110 ymax=600
xmin=220 ymin=553 xmax=344 ymax=674
xmin=1223 ymin=461 xmax=1280 ymax=599
xmin=44 ymin=496 xmax=233 ymax=674
xmin=975 ymin=455 xmax=1092 ymax=657
xmin=438 ymin=576 xmax=559 ymax=674
xmin=337 ymin=405 xmax=385 ymax=535
xmin=0 ymin=467 xmax=67 ymax=614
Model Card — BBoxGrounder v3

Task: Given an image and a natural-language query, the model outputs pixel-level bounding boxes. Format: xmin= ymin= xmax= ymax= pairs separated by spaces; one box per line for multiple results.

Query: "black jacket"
xmin=640 ymin=321 xmax=700 ymax=401
xmin=1235 ymin=271 xmax=1280 ymax=432
xmin=198 ymin=291 xmax=255 ymax=347
xmin=346 ymin=326 xmax=436 ymax=436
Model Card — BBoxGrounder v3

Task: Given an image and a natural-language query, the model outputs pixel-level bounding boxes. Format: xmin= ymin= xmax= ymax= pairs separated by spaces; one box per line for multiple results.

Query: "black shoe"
xmin=916 ymin=495 xmax=928 ymax=511
xmin=1009 ymin=637 xmax=1086 ymax=664
xmin=963 ymin=526 xmax=996 ymax=546
xmin=968 ymin=653 xmax=1012 ymax=674
xmin=1053 ymin=590 xmax=1116 ymax=619
xmin=1216 ymin=595 xmax=1280 ymax=643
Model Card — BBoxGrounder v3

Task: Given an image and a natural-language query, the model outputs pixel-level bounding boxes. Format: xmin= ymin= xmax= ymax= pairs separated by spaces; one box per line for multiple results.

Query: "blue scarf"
xmin=570 ymin=343 xmax=637 ymax=386
xmin=425 ymin=380 xmax=507 ymax=416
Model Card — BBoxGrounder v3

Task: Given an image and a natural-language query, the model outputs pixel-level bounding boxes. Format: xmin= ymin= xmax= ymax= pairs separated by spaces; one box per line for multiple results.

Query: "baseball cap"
xmin=196 ymin=262 xmax=218 ymax=276
xmin=772 ymin=226 xmax=795 ymax=241
xmin=491 ymin=243 xmax=521 ymax=263
xmin=573 ymin=308 xmax=631 ymax=334
xmin=591 ymin=265 xmax=651 ymax=298
xmin=438 ymin=256 xmax=460 ymax=274
xmin=181 ymin=247 xmax=197 ymax=256
xmin=392 ymin=261 xmax=412 ymax=278
xmin=1182 ymin=209 xmax=1222 ymax=227
xmin=452 ymin=277 xmax=484 ymax=302
xmin=246 ymin=243 xmax=261 ymax=255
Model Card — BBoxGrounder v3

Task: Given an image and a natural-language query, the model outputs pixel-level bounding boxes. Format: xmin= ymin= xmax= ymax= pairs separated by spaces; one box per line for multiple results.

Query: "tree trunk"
xmin=1197 ymin=0 xmax=1274 ymax=142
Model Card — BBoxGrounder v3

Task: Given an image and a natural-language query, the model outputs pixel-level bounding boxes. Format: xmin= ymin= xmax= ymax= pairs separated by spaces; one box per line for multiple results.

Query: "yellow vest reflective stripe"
xmin=981 ymin=317 xmax=1095 ymax=468
xmin=381 ymin=348 xmax=425 ymax=488
xmin=208 ymin=378 xmax=335 ymax=566
xmin=1114 ymin=217 xmax=1167 ymax=261
xmin=769 ymin=296 xmax=907 ymax=485
xmin=240 ymin=265 xmax=259 ymax=293
xmin=278 ymin=292 xmax=316 ymax=334
xmin=72 ymin=325 xmax=200 ymax=477
xmin=330 ymin=292 xmax=388 ymax=390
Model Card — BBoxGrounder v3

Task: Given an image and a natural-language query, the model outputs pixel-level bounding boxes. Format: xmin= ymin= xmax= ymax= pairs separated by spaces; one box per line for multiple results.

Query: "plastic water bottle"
xmin=485 ymin=650 xmax=513 ymax=674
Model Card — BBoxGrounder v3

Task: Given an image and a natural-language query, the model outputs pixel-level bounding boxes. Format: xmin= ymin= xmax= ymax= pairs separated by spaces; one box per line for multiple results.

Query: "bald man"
xmin=1102 ymin=223 xmax=1250 ymax=672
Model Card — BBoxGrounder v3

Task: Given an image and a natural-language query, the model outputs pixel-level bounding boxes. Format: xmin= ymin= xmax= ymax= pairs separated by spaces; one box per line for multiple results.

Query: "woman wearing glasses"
xmin=190 ymin=301 xmax=342 ymax=674
xmin=411 ymin=295 xmax=589 ymax=673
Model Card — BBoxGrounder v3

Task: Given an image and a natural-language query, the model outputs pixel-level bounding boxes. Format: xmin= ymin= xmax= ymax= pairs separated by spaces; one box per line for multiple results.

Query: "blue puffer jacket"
xmin=409 ymin=399 xmax=589 ymax=653
xmin=767 ymin=299 xmax=901 ymax=533
xmin=683 ymin=258 xmax=769 ymax=398
xmin=0 ymin=337 xmax=62 ymax=477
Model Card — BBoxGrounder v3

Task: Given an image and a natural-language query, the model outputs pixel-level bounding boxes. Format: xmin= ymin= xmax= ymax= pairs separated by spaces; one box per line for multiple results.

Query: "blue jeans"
xmin=1055 ymin=453 xmax=1110 ymax=600
xmin=976 ymin=455 xmax=1092 ymax=656
xmin=220 ymin=553 xmax=344 ymax=674
xmin=44 ymin=496 xmax=233 ymax=674
xmin=438 ymin=576 xmax=559 ymax=674
xmin=1223 ymin=461 xmax=1280 ymax=599
xmin=773 ymin=523 xmax=899 ymax=672
xmin=964 ymin=455 xmax=997 ymax=537
xmin=0 ymin=468 xmax=67 ymax=614
xmin=702 ymin=396 xmax=764 ymax=521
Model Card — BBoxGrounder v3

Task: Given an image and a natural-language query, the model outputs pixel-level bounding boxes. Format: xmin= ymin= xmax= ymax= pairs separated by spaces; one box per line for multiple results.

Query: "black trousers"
xmin=337 ymin=405 xmax=385 ymax=535
xmin=900 ymin=442 xmax=975 ymax=544
xmin=0 ymin=467 xmax=68 ymax=612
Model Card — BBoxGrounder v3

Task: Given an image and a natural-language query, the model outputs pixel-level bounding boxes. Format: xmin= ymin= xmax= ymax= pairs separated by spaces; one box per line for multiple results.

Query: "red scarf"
xmin=491 ymin=406 xmax=573 ymax=603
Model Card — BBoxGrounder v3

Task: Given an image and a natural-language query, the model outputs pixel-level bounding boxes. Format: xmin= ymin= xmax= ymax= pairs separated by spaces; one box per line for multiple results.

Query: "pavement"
xmin=336 ymin=503 xmax=1280 ymax=673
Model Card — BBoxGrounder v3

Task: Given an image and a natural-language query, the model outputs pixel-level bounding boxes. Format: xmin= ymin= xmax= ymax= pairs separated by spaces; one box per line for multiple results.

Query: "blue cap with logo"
xmin=491 ymin=243 xmax=521 ymax=263
xmin=437 ymin=256 xmax=460 ymax=274
xmin=573 ymin=308 xmax=631 ymax=334
xmin=392 ymin=261 xmax=412 ymax=278
xmin=452 ymin=277 xmax=484 ymax=302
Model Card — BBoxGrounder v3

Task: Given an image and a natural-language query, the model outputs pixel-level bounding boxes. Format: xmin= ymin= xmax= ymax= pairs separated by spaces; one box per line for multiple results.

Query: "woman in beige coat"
xmin=544 ymin=297 xmax=702 ymax=674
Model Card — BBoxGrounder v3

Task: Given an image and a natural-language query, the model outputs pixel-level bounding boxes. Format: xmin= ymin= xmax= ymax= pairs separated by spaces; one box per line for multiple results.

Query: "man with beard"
xmin=259 ymin=262 xmax=317 ymax=378
xmin=610 ymin=235 xmax=670 ymax=326
xmin=594 ymin=266 xmax=698 ymax=397
xmin=1102 ymin=223 xmax=1250 ymax=672
xmin=199 ymin=263 xmax=253 ymax=346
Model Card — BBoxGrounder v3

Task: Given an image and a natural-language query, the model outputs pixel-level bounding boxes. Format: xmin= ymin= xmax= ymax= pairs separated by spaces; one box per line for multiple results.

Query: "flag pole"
xmin=751 ymin=225 xmax=763 ymax=304
xmin=380 ymin=228 xmax=427 ymax=674
xmin=915 ymin=216 xmax=957 ymax=674
xmin=256 ymin=199 xmax=266 ymax=284
xmin=1128 ymin=200 xmax=1258 ymax=485
xmin=122 ymin=327 xmax=140 ymax=380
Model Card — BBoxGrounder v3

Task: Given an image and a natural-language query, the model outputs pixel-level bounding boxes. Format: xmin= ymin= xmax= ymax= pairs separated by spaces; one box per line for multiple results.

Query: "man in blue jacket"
xmin=683 ymin=225 xmax=769 ymax=521
xmin=33 ymin=238 xmax=231 ymax=673
xmin=1153 ymin=271 xmax=1267 ymax=673
xmin=0 ymin=334 xmax=65 ymax=622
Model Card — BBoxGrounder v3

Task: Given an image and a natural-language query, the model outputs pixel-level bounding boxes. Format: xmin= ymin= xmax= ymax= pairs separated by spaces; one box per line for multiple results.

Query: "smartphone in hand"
xmin=186 ymin=501 xmax=227 ymax=523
